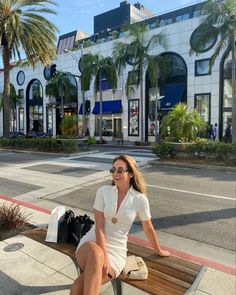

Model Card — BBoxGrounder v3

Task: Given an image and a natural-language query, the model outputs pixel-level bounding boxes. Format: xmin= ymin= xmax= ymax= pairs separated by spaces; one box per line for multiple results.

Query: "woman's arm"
xmin=94 ymin=209 xmax=111 ymax=278
xmin=141 ymin=219 xmax=170 ymax=257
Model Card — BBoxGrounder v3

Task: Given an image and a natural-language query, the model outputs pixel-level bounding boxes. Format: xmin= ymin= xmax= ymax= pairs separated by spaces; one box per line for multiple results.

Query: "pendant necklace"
xmin=111 ymin=217 xmax=118 ymax=224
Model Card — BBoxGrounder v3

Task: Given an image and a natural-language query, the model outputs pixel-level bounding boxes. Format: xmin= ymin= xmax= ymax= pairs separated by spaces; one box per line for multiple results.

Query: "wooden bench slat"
xmin=147 ymin=271 xmax=187 ymax=293
xmin=128 ymin=241 xmax=201 ymax=272
xmin=148 ymin=268 xmax=191 ymax=290
xmin=120 ymin=273 xmax=184 ymax=295
xmin=145 ymin=260 xmax=197 ymax=284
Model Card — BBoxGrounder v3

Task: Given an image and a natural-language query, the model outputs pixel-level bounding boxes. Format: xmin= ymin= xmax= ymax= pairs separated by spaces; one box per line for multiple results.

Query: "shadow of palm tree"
xmin=0 ymin=271 xmax=72 ymax=295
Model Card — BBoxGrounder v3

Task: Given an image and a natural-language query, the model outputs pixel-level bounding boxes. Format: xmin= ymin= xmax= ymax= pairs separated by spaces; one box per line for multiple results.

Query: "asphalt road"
xmin=0 ymin=148 xmax=235 ymax=252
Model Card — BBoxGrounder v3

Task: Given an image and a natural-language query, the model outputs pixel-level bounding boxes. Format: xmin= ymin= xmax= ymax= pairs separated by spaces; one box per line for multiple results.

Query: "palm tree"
xmin=190 ymin=0 xmax=236 ymax=141
xmin=46 ymin=72 xmax=77 ymax=118
xmin=0 ymin=0 xmax=58 ymax=137
xmin=81 ymin=53 xmax=117 ymax=142
xmin=112 ymin=22 xmax=167 ymax=142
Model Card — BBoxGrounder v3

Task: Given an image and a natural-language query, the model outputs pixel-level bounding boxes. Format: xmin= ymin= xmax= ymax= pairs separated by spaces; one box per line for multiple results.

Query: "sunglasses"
xmin=109 ymin=167 xmax=130 ymax=174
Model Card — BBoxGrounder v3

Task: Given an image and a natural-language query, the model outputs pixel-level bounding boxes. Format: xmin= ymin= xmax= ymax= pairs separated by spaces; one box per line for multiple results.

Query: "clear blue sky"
xmin=51 ymin=0 xmax=203 ymax=37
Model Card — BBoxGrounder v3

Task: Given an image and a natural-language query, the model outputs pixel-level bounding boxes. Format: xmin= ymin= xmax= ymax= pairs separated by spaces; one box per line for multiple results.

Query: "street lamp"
xmin=64 ymin=44 xmax=86 ymax=137
xmin=155 ymin=95 xmax=165 ymax=143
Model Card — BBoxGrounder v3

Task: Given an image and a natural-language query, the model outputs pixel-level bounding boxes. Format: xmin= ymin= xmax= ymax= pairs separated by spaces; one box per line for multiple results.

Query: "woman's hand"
xmin=102 ymin=255 xmax=111 ymax=279
xmin=157 ymin=249 xmax=171 ymax=257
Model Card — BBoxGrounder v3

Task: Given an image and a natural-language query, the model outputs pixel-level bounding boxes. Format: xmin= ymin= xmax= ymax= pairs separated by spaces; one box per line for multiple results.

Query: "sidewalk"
xmin=0 ymin=196 xmax=235 ymax=295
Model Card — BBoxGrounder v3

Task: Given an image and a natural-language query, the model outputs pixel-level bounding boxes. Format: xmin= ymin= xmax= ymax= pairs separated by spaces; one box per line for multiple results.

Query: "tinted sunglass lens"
xmin=117 ymin=169 xmax=123 ymax=174
xmin=109 ymin=168 xmax=115 ymax=173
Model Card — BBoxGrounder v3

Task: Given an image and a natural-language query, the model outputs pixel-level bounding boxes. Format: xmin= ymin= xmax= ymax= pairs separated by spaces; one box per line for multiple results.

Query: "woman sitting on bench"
xmin=70 ymin=155 xmax=170 ymax=295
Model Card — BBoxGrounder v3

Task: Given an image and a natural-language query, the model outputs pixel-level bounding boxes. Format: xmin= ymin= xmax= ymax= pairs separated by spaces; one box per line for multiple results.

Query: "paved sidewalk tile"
xmin=197 ymin=268 xmax=236 ymax=295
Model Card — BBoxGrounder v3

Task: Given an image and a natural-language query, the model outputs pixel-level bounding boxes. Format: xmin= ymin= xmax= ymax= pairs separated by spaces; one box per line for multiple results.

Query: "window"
xmin=194 ymin=93 xmax=211 ymax=123
xmin=27 ymin=80 xmax=43 ymax=132
xmin=43 ymin=66 xmax=51 ymax=81
xmin=190 ymin=26 xmax=218 ymax=53
xmin=19 ymin=108 xmax=24 ymax=132
xmin=195 ymin=59 xmax=211 ymax=76
xmin=128 ymin=99 xmax=139 ymax=136
xmin=162 ymin=54 xmax=187 ymax=77
xmin=176 ymin=13 xmax=190 ymax=22
xmin=128 ymin=70 xmax=139 ymax=85
xmin=16 ymin=71 xmax=25 ymax=86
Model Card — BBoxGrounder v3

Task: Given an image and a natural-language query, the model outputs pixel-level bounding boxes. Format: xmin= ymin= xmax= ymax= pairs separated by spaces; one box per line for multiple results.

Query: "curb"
xmin=149 ymin=160 xmax=236 ymax=172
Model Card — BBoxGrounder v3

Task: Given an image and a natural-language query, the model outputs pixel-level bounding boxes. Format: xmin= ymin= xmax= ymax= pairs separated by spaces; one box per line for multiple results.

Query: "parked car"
xmin=9 ymin=131 xmax=25 ymax=138
xmin=26 ymin=131 xmax=49 ymax=138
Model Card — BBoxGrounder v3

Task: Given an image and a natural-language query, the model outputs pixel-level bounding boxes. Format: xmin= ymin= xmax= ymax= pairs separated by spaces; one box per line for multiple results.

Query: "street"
xmin=0 ymin=147 xmax=235 ymax=253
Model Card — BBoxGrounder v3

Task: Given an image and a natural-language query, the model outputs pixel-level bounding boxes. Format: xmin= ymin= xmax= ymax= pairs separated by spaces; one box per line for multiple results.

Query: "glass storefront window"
xmin=19 ymin=108 xmax=24 ymax=132
xmin=96 ymin=116 xmax=113 ymax=136
xmin=46 ymin=107 xmax=53 ymax=135
xmin=27 ymin=80 xmax=43 ymax=132
xmin=224 ymin=80 xmax=232 ymax=107
xmin=194 ymin=93 xmax=210 ymax=123
xmin=148 ymin=90 xmax=157 ymax=136
xmin=95 ymin=116 xmax=122 ymax=137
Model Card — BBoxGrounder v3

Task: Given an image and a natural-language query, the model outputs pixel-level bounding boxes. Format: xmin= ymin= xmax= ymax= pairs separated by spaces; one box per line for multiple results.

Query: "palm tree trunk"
xmin=2 ymin=48 xmax=11 ymax=137
xmin=99 ymin=72 xmax=103 ymax=142
xmin=231 ymin=37 xmax=236 ymax=141
xmin=140 ymin=65 xmax=144 ymax=142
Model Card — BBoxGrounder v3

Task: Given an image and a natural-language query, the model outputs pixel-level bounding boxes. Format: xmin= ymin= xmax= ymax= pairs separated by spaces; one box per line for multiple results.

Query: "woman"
xmin=70 ymin=155 xmax=170 ymax=295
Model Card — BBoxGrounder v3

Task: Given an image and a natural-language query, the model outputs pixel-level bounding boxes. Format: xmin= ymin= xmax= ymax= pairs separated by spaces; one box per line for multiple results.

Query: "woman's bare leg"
xmin=70 ymin=241 xmax=115 ymax=295
xmin=69 ymin=273 xmax=84 ymax=295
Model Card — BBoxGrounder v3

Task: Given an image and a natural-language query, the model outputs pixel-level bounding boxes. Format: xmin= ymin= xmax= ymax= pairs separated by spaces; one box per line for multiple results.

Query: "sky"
xmin=50 ymin=0 xmax=204 ymax=38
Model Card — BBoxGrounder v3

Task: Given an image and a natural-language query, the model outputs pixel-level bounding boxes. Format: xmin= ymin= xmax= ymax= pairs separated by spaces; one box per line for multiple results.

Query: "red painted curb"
xmin=1 ymin=195 xmax=235 ymax=276
xmin=0 ymin=195 xmax=51 ymax=214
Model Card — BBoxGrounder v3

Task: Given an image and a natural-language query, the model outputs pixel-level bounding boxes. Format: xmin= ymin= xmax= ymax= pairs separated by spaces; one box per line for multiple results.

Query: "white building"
xmin=0 ymin=1 xmax=233 ymax=141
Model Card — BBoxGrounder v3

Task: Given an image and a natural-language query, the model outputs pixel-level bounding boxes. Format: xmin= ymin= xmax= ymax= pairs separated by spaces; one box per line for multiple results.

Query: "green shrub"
xmin=87 ymin=136 xmax=96 ymax=144
xmin=152 ymin=142 xmax=173 ymax=158
xmin=0 ymin=137 xmax=78 ymax=153
xmin=60 ymin=116 xmax=78 ymax=137
xmin=186 ymin=140 xmax=236 ymax=160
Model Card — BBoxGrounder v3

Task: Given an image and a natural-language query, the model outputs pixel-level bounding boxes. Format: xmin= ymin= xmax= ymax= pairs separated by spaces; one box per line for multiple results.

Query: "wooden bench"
xmin=22 ymin=228 xmax=206 ymax=295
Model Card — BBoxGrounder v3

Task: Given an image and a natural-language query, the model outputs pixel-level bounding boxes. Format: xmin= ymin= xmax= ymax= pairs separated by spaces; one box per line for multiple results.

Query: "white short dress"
xmin=76 ymin=185 xmax=151 ymax=277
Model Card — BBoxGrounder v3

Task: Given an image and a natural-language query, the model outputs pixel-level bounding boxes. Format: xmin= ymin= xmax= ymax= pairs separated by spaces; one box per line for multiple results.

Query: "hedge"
xmin=0 ymin=138 xmax=78 ymax=153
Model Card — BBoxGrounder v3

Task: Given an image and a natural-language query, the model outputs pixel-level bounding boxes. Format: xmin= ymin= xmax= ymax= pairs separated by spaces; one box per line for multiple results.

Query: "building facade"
xmin=0 ymin=1 xmax=233 ymax=141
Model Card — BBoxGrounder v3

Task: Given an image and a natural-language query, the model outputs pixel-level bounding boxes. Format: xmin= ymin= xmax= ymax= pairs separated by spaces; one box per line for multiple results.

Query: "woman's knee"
xmin=77 ymin=242 xmax=104 ymax=270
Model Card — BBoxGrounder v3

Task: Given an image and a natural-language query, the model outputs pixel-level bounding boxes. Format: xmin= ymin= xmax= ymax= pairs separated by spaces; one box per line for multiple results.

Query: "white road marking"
xmin=147 ymin=184 xmax=235 ymax=201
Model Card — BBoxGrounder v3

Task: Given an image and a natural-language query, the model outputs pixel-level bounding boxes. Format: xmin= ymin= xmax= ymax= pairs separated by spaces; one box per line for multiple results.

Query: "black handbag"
xmin=72 ymin=214 xmax=94 ymax=246
xmin=57 ymin=210 xmax=75 ymax=243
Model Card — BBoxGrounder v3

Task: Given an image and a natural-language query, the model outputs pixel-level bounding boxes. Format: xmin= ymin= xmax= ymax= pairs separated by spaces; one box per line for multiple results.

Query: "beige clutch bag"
xmin=123 ymin=255 xmax=148 ymax=280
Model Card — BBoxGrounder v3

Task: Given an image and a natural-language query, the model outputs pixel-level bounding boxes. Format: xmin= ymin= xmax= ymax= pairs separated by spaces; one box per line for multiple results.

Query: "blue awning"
xmin=92 ymin=100 xmax=122 ymax=115
xmin=160 ymin=84 xmax=185 ymax=111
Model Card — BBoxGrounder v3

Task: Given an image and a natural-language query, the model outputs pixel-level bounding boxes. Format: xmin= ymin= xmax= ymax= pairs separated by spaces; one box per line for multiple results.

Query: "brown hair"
xmin=111 ymin=155 xmax=147 ymax=195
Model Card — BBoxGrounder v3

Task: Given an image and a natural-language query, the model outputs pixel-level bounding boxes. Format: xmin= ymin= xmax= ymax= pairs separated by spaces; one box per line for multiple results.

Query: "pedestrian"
xmin=224 ymin=124 xmax=232 ymax=143
xmin=208 ymin=124 xmax=214 ymax=141
xmin=70 ymin=154 xmax=170 ymax=295
xmin=213 ymin=123 xmax=218 ymax=142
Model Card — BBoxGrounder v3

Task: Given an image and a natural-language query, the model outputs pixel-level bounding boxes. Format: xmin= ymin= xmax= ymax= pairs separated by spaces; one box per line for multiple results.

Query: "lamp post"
xmin=64 ymin=44 xmax=86 ymax=137
xmin=155 ymin=95 xmax=164 ymax=143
